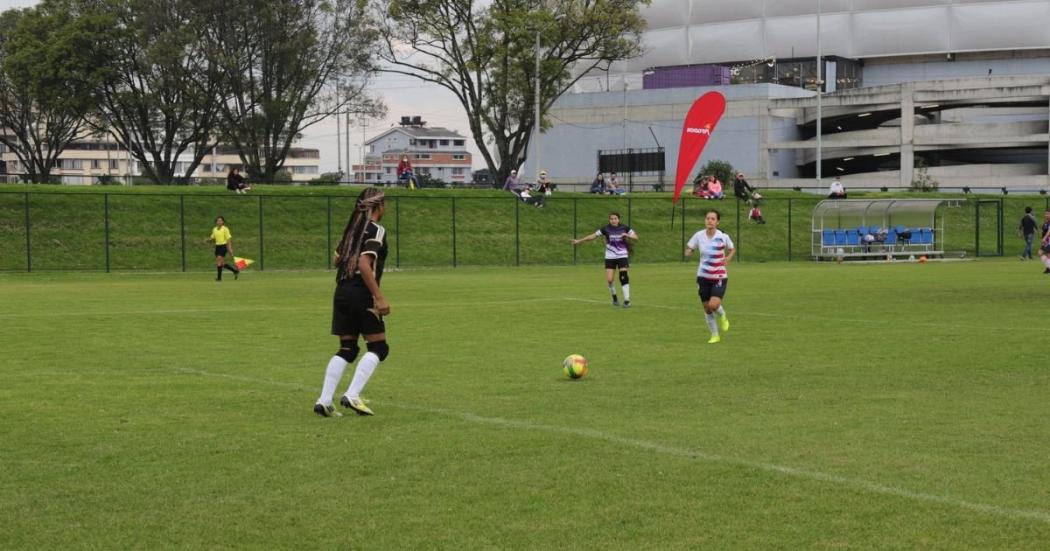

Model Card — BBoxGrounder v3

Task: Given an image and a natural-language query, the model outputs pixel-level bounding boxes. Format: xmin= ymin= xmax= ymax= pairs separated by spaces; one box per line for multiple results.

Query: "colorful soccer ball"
xmin=563 ymin=354 xmax=588 ymax=379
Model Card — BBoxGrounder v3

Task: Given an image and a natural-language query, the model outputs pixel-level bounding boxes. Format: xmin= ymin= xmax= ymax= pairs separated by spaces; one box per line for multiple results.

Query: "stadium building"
xmin=540 ymin=0 xmax=1050 ymax=192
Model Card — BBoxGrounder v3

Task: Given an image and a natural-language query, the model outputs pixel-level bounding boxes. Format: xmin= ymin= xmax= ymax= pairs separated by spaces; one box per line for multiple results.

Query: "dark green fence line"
xmin=1 ymin=191 xmax=1047 ymax=272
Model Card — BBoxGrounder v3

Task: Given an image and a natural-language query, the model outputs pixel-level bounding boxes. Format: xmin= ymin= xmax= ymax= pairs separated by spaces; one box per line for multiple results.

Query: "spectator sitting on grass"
xmin=503 ymin=169 xmax=525 ymax=195
xmin=828 ymin=177 xmax=847 ymax=199
xmin=708 ymin=177 xmax=724 ymax=200
xmin=590 ymin=173 xmax=606 ymax=194
xmin=607 ymin=172 xmax=626 ymax=195
xmin=519 ymin=187 xmax=545 ymax=208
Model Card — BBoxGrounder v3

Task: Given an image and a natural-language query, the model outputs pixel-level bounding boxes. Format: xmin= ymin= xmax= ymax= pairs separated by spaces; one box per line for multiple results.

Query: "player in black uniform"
xmin=314 ymin=187 xmax=390 ymax=417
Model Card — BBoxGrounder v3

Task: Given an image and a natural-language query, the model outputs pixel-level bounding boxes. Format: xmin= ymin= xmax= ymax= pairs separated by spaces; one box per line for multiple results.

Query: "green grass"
xmin=2 ymin=185 xmax=1047 ymax=271
xmin=2 ymin=259 xmax=1050 ymax=548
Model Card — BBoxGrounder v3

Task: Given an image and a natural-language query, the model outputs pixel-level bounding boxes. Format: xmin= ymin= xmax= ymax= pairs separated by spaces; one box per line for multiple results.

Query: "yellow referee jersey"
xmin=211 ymin=226 xmax=232 ymax=245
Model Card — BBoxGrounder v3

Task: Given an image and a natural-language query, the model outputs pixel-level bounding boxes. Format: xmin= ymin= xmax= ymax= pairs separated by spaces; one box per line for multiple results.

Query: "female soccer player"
xmin=206 ymin=216 xmax=239 ymax=281
xmin=314 ymin=187 xmax=390 ymax=417
xmin=572 ymin=212 xmax=639 ymax=307
xmin=685 ymin=210 xmax=736 ymax=344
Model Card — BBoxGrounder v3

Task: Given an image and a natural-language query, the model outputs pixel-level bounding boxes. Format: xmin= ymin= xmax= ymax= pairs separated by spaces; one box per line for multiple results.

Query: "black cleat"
xmin=623 ymin=300 xmax=631 ymax=308
xmin=1044 ymin=268 xmax=1050 ymax=274
xmin=314 ymin=402 xmax=339 ymax=417
xmin=611 ymin=297 xmax=619 ymax=307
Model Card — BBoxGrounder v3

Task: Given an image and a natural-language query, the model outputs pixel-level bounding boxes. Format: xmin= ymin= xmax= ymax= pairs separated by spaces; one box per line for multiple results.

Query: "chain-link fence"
xmin=1 ymin=191 xmax=1046 ymax=272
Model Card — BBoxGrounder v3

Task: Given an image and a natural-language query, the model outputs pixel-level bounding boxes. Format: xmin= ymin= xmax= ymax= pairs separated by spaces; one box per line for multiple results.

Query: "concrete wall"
xmin=864 ymin=57 xmax=1050 ymax=87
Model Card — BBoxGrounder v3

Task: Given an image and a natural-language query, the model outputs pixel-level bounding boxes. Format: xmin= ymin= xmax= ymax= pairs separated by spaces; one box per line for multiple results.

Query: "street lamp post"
xmin=533 ymin=29 xmax=541 ymax=185
xmin=816 ymin=0 xmax=823 ymax=186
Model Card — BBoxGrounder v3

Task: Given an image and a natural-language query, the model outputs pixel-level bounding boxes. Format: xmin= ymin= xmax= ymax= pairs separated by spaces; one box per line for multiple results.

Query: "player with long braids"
xmin=314 ymin=187 xmax=390 ymax=417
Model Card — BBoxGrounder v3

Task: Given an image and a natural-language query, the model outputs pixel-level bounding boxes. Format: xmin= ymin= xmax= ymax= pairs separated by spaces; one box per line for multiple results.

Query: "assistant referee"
xmin=207 ymin=216 xmax=240 ymax=281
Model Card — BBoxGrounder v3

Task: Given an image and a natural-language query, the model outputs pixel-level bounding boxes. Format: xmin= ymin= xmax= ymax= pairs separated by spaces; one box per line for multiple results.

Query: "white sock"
xmin=345 ymin=352 xmax=380 ymax=398
xmin=716 ymin=306 xmax=725 ymax=317
xmin=609 ymin=284 xmax=617 ymax=298
xmin=622 ymin=284 xmax=631 ymax=301
xmin=318 ymin=356 xmax=348 ymax=406
xmin=705 ymin=313 xmax=719 ymax=336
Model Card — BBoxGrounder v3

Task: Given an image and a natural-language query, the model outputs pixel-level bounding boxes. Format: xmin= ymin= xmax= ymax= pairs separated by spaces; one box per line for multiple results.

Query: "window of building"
xmin=60 ymin=159 xmax=83 ymax=170
xmin=385 ymin=167 xmax=391 ymax=173
xmin=453 ymin=154 xmax=466 ymax=160
xmin=440 ymin=139 xmax=449 ymax=146
xmin=454 ymin=139 xmax=465 ymax=146
xmin=110 ymin=159 xmax=120 ymax=170
xmin=408 ymin=139 xmax=416 ymax=146
xmin=292 ymin=166 xmax=319 ymax=174
xmin=452 ymin=167 xmax=464 ymax=175
xmin=414 ymin=153 xmax=431 ymax=160
xmin=91 ymin=160 xmax=101 ymax=169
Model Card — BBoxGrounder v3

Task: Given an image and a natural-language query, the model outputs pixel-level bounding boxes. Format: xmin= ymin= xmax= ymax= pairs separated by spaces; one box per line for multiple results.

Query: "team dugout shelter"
xmin=812 ymin=199 xmax=959 ymax=261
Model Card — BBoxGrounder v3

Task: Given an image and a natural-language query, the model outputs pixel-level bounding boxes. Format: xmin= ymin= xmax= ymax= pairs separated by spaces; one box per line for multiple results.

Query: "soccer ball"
xmin=918 ymin=255 xmax=928 ymax=263
xmin=563 ymin=354 xmax=588 ymax=379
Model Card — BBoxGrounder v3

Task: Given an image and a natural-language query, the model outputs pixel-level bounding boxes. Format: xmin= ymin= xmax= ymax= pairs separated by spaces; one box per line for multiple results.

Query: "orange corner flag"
xmin=234 ymin=257 xmax=255 ymax=270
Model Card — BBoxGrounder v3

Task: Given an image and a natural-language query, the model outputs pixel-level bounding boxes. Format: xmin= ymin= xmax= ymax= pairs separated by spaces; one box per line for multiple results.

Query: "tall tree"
xmin=0 ymin=0 xmax=114 ymax=183
xmin=377 ymin=0 xmax=647 ymax=187
xmin=93 ymin=0 xmax=223 ymax=185
xmin=200 ymin=0 xmax=383 ymax=183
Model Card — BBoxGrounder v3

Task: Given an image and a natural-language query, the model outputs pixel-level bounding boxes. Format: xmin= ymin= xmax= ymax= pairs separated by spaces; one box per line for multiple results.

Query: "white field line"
xmin=177 ymin=366 xmax=1050 ymax=525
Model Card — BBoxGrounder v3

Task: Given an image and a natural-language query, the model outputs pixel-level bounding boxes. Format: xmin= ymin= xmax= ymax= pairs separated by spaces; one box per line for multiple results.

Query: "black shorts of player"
xmin=331 ymin=284 xmax=385 ymax=336
xmin=697 ymin=277 xmax=728 ymax=302
xmin=604 ymin=257 xmax=629 ymax=270
xmin=1041 ymin=243 xmax=1050 ymax=255
xmin=214 ymin=244 xmax=228 ymax=257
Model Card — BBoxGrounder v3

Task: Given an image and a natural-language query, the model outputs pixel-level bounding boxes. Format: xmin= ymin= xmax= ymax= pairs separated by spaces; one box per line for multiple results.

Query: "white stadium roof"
xmin=620 ymin=0 xmax=1050 ymax=72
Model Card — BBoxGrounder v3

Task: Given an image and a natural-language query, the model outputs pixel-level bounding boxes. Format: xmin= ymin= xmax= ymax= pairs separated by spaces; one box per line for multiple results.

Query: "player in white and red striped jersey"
xmin=685 ymin=210 xmax=736 ymax=344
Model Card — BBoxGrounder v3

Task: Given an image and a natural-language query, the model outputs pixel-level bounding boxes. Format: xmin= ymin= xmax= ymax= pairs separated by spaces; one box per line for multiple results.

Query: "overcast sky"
xmin=0 ymin=0 xmax=477 ymax=174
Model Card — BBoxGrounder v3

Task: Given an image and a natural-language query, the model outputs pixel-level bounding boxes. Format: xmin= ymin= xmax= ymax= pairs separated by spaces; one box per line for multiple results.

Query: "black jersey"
xmin=337 ymin=221 xmax=388 ymax=286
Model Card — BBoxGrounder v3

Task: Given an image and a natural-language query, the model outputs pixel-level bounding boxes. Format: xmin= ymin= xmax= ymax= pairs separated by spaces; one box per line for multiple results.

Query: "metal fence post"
xmin=787 ymin=198 xmax=793 ymax=261
xmin=179 ymin=195 xmax=186 ymax=272
xmin=680 ymin=199 xmax=686 ymax=261
xmin=572 ymin=197 xmax=578 ymax=265
xmin=24 ymin=192 xmax=31 ymax=272
xmin=451 ymin=197 xmax=457 ymax=267
xmin=326 ymin=196 xmax=332 ymax=269
xmin=258 ymin=195 xmax=264 ymax=270
xmin=735 ymin=197 xmax=742 ymax=262
xmin=515 ymin=197 xmax=520 ymax=266
xmin=395 ymin=196 xmax=401 ymax=268
xmin=104 ymin=193 xmax=110 ymax=272
xmin=973 ymin=198 xmax=978 ymax=256
xmin=998 ymin=198 xmax=1004 ymax=256
xmin=627 ymin=196 xmax=632 ymax=226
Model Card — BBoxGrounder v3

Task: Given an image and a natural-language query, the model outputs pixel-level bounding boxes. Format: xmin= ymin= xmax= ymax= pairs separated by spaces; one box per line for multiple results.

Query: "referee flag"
xmin=234 ymin=256 xmax=255 ymax=270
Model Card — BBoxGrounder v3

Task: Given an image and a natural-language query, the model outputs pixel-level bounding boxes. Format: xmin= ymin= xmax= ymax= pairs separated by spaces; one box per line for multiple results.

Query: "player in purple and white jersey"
xmin=572 ymin=212 xmax=639 ymax=307
xmin=685 ymin=210 xmax=736 ymax=344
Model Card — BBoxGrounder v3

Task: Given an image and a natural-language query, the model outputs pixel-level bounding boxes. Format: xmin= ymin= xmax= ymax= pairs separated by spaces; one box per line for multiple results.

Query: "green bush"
xmin=698 ymin=159 xmax=735 ymax=187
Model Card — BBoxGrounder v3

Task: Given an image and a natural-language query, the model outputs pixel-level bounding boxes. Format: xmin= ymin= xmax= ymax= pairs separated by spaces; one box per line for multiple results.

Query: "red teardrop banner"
xmin=672 ymin=91 xmax=727 ymax=203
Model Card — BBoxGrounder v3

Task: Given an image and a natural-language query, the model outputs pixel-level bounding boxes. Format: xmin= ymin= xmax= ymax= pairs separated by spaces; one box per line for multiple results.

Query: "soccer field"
xmin=2 ymin=260 xmax=1049 ymax=548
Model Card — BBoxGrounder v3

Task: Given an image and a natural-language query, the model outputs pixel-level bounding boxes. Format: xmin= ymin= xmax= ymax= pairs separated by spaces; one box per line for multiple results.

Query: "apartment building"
xmin=353 ymin=117 xmax=472 ymax=185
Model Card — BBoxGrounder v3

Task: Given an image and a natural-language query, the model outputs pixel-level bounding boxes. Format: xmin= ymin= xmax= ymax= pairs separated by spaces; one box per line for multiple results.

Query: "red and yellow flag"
xmin=234 ymin=256 xmax=254 ymax=270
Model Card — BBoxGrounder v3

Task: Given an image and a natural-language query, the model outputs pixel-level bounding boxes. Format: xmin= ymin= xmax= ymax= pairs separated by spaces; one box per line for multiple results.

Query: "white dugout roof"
xmin=617 ymin=0 xmax=1050 ymax=73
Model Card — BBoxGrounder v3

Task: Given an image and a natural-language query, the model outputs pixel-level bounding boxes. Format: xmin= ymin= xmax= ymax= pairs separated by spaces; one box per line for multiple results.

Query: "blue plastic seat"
xmin=822 ymin=229 xmax=835 ymax=246
xmin=921 ymin=228 xmax=934 ymax=244
xmin=885 ymin=231 xmax=897 ymax=245
xmin=845 ymin=230 xmax=860 ymax=246
xmin=834 ymin=230 xmax=847 ymax=246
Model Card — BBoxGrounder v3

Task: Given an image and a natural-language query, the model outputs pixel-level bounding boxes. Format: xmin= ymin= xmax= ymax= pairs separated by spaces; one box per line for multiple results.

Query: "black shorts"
xmin=1041 ymin=242 xmax=1050 ymax=255
xmin=604 ymin=258 xmax=629 ymax=270
xmin=331 ymin=285 xmax=385 ymax=336
xmin=697 ymin=277 xmax=728 ymax=302
xmin=214 ymin=245 xmax=228 ymax=257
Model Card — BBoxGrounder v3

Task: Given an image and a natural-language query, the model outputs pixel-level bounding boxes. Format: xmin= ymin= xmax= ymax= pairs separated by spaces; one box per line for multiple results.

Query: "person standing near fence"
xmin=314 ymin=187 xmax=390 ymax=418
xmin=572 ymin=212 xmax=639 ymax=308
xmin=685 ymin=210 xmax=735 ymax=344
xmin=206 ymin=216 xmax=240 ymax=281
xmin=1019 ymin=206 xmax=1038 ymax=260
